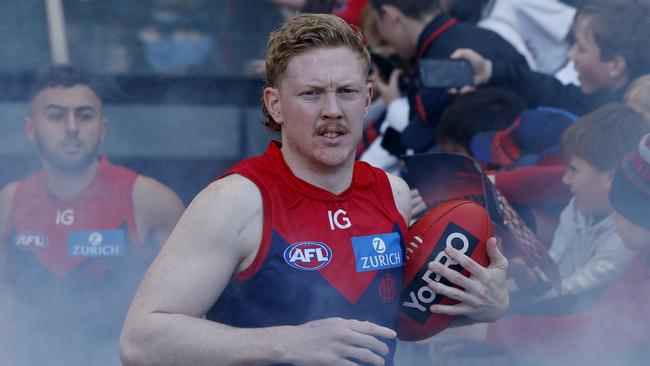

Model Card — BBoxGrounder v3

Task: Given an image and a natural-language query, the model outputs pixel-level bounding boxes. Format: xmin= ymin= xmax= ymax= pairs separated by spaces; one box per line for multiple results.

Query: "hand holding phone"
xmin=418 ymin=59 xmax=475 ymax=88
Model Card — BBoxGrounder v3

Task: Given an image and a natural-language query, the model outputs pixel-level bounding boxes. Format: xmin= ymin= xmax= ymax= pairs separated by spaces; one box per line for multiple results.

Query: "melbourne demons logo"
xmin=283 ymin=242 xmax=332 ymax=271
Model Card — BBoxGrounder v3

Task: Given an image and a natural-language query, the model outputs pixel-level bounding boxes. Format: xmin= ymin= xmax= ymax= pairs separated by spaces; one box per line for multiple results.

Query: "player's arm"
xmin=120 ymin=175 xmax=395 ymax=366
xmin=132 ymin=176 xmax=185 ymax=249
xmin=0 ymin=183 xmax=17 ymax=341
xmin=0 ymin=182 xmax=17 ymax=280
xmin=386 ymin=173 xmax=412 ymax=225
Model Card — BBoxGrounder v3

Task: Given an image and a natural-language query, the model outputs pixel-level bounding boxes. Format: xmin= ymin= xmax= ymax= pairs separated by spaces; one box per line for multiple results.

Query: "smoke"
xmin=2 ymin=226 xmax=158 ymax=365
xmin=0 ymin=1 xmax=284 ymax=364
xmin=2 ymin=1 xmax=650 ymax=366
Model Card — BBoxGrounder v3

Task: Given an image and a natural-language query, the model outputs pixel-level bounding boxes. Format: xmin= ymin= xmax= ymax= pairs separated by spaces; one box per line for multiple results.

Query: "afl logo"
xmin=283 ymin=242 xmax=332 ymax=271
xmin=13 ymin=231 xmax=49 ymax=251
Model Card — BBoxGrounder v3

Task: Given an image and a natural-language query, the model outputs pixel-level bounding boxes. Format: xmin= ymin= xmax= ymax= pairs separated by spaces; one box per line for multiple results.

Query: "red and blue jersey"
xmin=1 ymin=157 xmax=152 ymax=365
xmin=207 ymin=142 xmax=408 ymax=365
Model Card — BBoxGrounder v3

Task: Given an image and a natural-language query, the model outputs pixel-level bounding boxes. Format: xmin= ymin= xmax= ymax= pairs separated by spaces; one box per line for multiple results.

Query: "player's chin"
xmin=312 ymin=146 xmax=355 ymax=167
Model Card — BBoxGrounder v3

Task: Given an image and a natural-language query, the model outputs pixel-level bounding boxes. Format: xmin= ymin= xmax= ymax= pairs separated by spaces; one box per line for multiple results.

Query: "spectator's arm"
xmin=558 ymin=235 xmax=633 ymax=296
xmin=494 ymin=166 xmax=570 ymax=205
xmin=451 ymin=48 xmax=592 ymax=114
xmin=490 ymin=60 xmax=589 ymax=113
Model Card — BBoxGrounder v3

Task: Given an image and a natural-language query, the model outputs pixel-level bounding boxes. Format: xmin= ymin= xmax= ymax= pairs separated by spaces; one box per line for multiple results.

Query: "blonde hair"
xmin=624 ymin=74 xmax=650 ymax=120
xmin=560 ymin=103 xmax=650 ymax=172
xmin=263 ymin=13 xmax=371 ymax=132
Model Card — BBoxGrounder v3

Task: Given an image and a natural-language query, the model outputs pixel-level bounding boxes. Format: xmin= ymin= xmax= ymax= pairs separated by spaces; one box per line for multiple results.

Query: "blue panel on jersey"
xmin=67 ymin=230 xmax=125 ymax=257
xmin=351 ymin=232 xmax=403 ymax=272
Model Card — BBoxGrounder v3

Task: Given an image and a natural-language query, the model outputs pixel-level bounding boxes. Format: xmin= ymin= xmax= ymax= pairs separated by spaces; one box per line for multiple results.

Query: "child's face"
xmin=568 ymin=15 xmax=627 ymax=94
xmin=612 ymin=212 xmax=650 ymax=252
xmin=562 ymin=155 xmax=613 ymax=215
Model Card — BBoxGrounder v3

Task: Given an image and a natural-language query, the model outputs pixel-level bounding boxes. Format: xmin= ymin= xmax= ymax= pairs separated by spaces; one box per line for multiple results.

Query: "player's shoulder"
xmin=132 ymin=175 xmax=185 ymax=233
xmin=195 ymin=174 xmax=263 ymax=214
xmin=0 ymin=182 xmax=18 ymax=206
xmin=133 ymin=175 xmax=176 ymax=200
xmin=0 ymin=181 xmax=18 ymax=199
xmin=183 ymin=174 xmax=264 ymax=258
xmin=208 ymin=173 xmax=261 ymax=198
xmin=0 ymin=182 xmax=18 ymax=229
xmin=133 ymin=175 xmax=184 ymax=209
xmin=385 ymin=172 xmax=412 ymax=224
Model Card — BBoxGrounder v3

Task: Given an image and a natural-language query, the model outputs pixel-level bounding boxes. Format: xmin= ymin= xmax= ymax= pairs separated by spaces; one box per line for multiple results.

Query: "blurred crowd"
xmin=353 ymin=0 xmax=650 ymax=365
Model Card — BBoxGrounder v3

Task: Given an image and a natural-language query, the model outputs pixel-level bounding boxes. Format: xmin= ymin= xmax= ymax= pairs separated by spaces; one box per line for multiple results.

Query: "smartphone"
xmin=418 ymin=59 xmax=474 ymax=88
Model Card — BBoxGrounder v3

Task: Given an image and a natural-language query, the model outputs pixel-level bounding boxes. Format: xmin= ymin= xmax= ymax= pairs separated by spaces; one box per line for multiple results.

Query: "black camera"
xmin=370 ymin=53 xmax=413 ymax=92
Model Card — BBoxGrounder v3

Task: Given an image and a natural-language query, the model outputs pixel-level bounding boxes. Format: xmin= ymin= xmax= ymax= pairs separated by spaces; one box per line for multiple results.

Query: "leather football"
xmin=396 ymin=200 xmax=492 ymax=341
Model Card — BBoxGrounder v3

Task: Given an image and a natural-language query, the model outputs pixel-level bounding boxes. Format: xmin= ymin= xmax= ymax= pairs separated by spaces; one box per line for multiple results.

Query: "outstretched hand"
xmin=426 ymin=237 xmax=509 ymax=322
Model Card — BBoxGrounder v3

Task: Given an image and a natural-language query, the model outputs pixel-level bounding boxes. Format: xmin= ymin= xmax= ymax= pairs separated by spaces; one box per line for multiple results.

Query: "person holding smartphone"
xmin=368 ymin=0 xmax=529 ymax=154
xmin=451 ymin=0 xmax=650 ymax=117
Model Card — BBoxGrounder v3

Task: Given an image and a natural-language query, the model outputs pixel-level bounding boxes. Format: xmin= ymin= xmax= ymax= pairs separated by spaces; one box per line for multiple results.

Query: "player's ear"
xmin=24 ymin=116 xmax=36 ymax=142
xmin=100 ymin=116 xmax=107 ymax=141
xmin=604 ymin=169 xmax=615 ymax=189
xmin=264 ymin=86 xmax=284 ymax=125
xmin=364 ymin=81 xmax=373 ymax=116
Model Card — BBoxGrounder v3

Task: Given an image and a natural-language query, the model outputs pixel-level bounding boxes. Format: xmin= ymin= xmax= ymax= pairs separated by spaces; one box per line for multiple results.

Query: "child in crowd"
xmin=453 ymin=0 xmax=650 ymax=116
xmin=523 ymin=103 xmax=649 ymax=302
xmin=425 ymin=111 xmax=650 ymax=365
xmin=483 ymin=133 xmax=650 ymax=364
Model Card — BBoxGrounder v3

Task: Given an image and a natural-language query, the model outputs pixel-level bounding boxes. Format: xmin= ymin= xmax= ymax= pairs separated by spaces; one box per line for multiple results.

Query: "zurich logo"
xmin=283 ymin=242 xmax=332 ymax=271
xmin=372 ymin=237 xmax=386 ymax=254
xmin=89 ymin=232 xmax=103 ymax=246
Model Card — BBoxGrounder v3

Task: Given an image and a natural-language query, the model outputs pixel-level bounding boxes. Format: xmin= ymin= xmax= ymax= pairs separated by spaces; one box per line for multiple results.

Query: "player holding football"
xmin=119 ymin=13 xmax=508 ymax=366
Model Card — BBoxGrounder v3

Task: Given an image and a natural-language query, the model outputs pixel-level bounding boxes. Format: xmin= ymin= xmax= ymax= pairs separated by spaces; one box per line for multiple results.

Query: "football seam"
xmin=409 ymin=200 xmax=491 ymax=268
xmin=412 ymin=200 xmax=471 ymax=243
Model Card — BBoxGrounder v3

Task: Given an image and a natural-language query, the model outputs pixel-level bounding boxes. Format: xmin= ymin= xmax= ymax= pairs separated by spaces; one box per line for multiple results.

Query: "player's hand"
xmin=426 ymin=237 xmax=509 ymax=322
xmin=285 ymin=317 xmax=396 ymax=366
xmin=448 ymin=48 xmax=492 ymax=93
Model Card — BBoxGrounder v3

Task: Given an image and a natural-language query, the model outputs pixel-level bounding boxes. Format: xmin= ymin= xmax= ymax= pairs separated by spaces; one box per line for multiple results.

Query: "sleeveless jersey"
xmin=207 ymin=142 xmax=408 ymax=365
xmin=1 ymin=157 xmax=152 ymax=365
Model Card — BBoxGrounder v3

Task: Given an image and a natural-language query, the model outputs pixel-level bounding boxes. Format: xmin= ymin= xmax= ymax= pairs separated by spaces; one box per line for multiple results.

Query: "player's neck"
xmin=42 ymin=158 xmax=100 ymax=200
xmin=281 ymin=149 xmax=354 ymax=195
